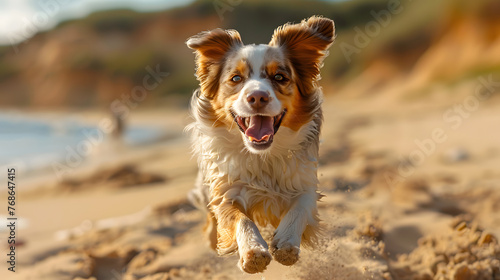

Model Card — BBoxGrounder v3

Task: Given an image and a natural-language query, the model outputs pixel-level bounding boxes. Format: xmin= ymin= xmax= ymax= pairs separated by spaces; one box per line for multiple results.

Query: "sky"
xmin=0 ymin=0 xmax=195 ymax=46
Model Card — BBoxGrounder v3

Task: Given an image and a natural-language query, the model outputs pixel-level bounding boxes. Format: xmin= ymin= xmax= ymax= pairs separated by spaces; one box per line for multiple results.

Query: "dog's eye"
xmin=231 ymin=75 xmax=242 ymax=83
xmin=274 ymin=74 xmax=285 ymax=81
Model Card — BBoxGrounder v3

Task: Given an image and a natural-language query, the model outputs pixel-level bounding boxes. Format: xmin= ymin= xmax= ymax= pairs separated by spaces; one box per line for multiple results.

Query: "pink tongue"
xmin=245 ymin=116 xmax=274 ymax=141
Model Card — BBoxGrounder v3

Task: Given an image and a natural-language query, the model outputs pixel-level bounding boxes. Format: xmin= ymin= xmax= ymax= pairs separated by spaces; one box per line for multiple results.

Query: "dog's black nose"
xmin=247 ymin=91 xmax=270 ymax=109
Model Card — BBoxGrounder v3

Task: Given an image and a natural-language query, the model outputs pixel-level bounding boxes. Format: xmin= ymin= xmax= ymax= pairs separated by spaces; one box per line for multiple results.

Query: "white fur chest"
xmin=191 ymin=119 xmax=320 ymax=210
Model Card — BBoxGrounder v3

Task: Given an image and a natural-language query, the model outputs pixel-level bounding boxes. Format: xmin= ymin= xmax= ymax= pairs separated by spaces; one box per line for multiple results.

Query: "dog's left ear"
xmin=270 ymin=16 xmax=335 ymax=96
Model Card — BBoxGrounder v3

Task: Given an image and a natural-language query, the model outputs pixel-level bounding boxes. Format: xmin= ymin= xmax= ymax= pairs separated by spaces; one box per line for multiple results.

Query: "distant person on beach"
xmin=111 ymin=110 xmax=125 ymax=140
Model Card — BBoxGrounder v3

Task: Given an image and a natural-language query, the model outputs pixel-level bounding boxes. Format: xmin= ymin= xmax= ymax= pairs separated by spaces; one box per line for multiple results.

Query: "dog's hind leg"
xmin=213 ymin=201 xmax=271 ymax=274
xmin=271 ymin=189 xmax=322 ymax=266
xmin=188 ymin=171 xmax=220 ymax=250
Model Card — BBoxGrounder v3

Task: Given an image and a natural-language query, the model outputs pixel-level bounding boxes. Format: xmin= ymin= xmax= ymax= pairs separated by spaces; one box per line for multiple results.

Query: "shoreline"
xmin=1 ymin=107 xmax=190 ymax=189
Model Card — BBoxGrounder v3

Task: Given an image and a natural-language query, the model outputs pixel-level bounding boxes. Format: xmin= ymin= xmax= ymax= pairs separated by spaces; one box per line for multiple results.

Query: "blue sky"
xmin=0 ymin=0 xmax=195 ymax=45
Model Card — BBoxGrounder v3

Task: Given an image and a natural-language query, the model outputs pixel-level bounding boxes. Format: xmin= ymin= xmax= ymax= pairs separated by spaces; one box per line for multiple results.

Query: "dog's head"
xmin=187 ymin=16 xmax=335 ymax=154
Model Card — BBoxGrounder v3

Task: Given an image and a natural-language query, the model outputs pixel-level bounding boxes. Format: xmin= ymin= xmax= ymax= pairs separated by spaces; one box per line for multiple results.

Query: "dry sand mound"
xmin=60 ymin=165 xmax=166 ymax=192
xmin=391 ymin=216 xmax=500 ymax=280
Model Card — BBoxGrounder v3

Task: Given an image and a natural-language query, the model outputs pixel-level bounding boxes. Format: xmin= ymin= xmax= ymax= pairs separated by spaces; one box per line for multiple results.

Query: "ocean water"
xmin=0 ymin=113 xmax=165 ymax=173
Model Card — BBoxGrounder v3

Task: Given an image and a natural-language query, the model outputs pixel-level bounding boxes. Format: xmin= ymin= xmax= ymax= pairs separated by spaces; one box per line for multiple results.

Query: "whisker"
xmin=211 ymin=114 xmax=224 ymax=128
xmin=229 ymin=118 xmax=235 ymax=131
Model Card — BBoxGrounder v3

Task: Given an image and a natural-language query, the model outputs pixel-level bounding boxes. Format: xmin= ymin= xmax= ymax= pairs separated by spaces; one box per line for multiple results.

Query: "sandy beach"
xmin=2 ymin=87 xmax=499 ymax=280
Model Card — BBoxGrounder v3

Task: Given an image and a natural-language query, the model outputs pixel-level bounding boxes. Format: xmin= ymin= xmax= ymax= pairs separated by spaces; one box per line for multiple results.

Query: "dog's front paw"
xmin=271 ymin=240 xmax=300 ymax=266
xmin=238 ymin=246 xmax=272 ymax=274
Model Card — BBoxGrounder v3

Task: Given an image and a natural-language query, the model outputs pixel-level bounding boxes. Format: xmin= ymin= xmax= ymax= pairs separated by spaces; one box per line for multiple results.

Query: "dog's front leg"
xmin=271 ymin=189 xmax=321 ymax=266
xmin=214 ymin=202 xmax=271 ymax=273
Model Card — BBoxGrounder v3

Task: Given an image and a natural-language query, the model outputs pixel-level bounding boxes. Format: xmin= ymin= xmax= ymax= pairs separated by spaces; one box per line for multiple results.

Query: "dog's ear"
xmin=187 ymin=29 xmax=243 ymax=98
xmin=270 ymin=16 xmax=335 ymax=96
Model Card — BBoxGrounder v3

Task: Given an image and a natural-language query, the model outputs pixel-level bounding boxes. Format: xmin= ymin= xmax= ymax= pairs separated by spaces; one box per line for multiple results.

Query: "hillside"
xmin=0 ymin=0 xmax=499 ymax=108
xmin=338 ymin=0 xmax=500 ymax=100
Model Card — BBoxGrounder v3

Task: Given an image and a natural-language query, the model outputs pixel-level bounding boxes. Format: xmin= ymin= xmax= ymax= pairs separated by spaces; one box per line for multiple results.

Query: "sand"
xmin=1 ymin=88 xmax=500 ymax=280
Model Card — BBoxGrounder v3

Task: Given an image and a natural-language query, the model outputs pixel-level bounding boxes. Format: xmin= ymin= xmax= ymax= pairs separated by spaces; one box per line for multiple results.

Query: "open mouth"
xmin=231 ymin=109 xmax=287 ymax=150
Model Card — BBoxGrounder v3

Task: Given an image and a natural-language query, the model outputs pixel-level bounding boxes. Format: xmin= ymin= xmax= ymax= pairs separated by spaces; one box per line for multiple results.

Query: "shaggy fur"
xmin=186 ymin=16 xmax=335 ymax=273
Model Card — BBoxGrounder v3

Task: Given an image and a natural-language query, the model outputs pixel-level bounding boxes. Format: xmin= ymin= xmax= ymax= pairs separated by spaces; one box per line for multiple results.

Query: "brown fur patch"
xmin=247 ymin=200 xmax=281 ymax=229
xmin=212 ymin=201 xmax=248 ymax=256
xmin=211 ymin=91 xmax=239 ymax=128
xmin=280 ymin=87 xmax=315 ymax=131
xmin=269 ymin=16 xmax=335 ymax=97
xmin=207 ymin=55 xmax=253 ymax=129
xmin=235 ymin=59 xmax=250 ymax=77
xmin=265 ymin=60 xmax=281 ymax=76
xmin=187 ymin=29 xmax=243 ymax=99
xmin=203 ymin=212 xmax=218 ymax=251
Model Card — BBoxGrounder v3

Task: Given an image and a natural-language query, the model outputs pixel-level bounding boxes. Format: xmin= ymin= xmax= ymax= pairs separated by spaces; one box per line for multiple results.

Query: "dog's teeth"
xmin=248 ymin=135 xmax=270 ymax=142
xmin=245 ymin=118 xmax=249 ymax=127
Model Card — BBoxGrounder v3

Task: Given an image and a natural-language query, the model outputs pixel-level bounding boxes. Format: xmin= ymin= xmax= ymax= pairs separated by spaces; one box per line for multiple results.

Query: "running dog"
xmin=186 ymin=16 xmax=335 ymax=273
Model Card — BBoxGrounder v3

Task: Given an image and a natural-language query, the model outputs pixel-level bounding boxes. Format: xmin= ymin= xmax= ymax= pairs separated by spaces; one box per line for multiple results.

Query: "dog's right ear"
xmin=187 ymin=29 xmax=243 ymax=98
xmin=187 ymin=29 xmax=243 ymax=61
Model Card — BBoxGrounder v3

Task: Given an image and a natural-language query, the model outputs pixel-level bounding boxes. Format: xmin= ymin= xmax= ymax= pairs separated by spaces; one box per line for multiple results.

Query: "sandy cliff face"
xmin=0 ymin=8 xmax=220 ymax=108
xmin=409 ymin=6 xmax=500 ymax=89
xmin=341 ymin=0 xmax=500 ymax=99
